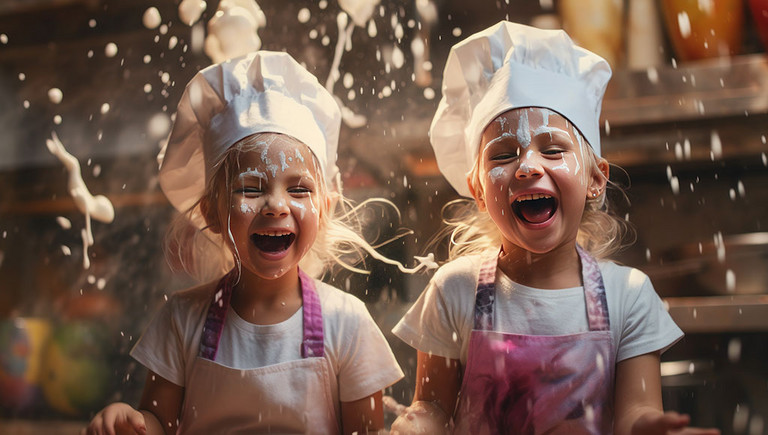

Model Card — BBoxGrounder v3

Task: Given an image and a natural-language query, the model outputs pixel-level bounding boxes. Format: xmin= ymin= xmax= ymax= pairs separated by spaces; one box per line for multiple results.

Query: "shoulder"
xmin=598 ymin=260 xmax=653 ymax=292
xmin=160 ymin=279 xmax=221 ymax=324
xmin=598 ymin=260 xmax=658 ymax=312
xmin=312 ymin=279 xmax=370 ymax=318
xmin=432 ymin=254 xmax=487 ymax=288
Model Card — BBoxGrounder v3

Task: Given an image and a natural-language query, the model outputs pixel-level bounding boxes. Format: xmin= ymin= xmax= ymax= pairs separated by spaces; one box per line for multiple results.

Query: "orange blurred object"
xmin=750 ymin=0 xmax=768 ymax=50
xmin=661 ymin=0 xmax=744 ymax=61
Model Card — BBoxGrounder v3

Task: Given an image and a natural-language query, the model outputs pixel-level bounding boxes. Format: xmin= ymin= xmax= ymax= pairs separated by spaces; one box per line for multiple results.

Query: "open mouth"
xmin=511 ymin=193 xmax=558 ymax=224
xmin=250 ymin=231 xmax=296 ymax=253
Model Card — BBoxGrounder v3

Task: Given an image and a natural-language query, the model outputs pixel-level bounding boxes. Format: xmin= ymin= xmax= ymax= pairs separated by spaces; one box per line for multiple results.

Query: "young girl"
xmin=390 ymin=22 xmax=720 ymax=434
xmin=84 ymin=51 xmax=403 ymax=434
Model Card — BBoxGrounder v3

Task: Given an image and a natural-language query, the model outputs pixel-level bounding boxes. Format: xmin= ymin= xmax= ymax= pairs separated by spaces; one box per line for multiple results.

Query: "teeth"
xmin=515 ymin=193 xmax=552 ymax=202
xmin=253 ymin=230 xmax=292 ymax=237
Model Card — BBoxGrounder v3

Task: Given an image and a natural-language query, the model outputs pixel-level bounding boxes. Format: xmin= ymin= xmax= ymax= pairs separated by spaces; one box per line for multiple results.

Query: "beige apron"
xmin=178 ymin=269 xmax=339 ymax=434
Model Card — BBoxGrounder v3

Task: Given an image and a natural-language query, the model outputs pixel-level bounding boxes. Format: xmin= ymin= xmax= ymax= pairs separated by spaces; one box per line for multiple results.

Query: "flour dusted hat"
xmin=158 ymin=50 xmax=341 ymax=214
xmin=430 ymin=21 xmax=612 ymax=197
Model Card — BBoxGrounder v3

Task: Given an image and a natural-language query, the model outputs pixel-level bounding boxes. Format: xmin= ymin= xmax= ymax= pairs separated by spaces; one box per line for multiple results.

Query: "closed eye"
xmin=542 ymin=148 xmax=566 ymax=157
xmin=490 ymin=152 xmax=520 ymax=161
xmin=288 ymin=186 xmax=312 ymax=195
xmin=233 ymin=187 xmax=262 ymax=197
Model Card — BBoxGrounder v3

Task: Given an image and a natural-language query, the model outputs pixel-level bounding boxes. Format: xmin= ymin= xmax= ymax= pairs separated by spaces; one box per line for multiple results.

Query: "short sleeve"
xmin=392 ymin=259 xmax=477 ymax=361
xmin=130 ymin=296 xmax=188 ymax=387
xmin=335 ymin=297 xmax=404 ymax=402
xmin=615 ymin=268 xmax=684 ymax=362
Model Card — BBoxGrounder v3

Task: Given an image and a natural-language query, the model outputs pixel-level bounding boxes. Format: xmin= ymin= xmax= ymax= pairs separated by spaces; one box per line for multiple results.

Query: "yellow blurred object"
xmin=0 ymin=317 xmax=51 ymax=411
xmin=560 ymin=0 xmax=624 ymax=68
xmin=660 ymin=0 xmax=743 ymax=61
xmin=40 ymin=322 xmax=111 ymax=416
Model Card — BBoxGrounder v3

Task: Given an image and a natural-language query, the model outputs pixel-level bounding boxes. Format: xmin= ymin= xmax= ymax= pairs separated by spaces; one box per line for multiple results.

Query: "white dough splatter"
xmin=516 ymin=110 xmax=531 ymax=148
xmin=46 ymin=132 xmax=114 ymax=269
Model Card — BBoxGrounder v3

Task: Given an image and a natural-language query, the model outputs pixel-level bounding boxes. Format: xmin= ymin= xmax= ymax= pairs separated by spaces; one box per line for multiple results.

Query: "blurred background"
xmin=1 ymin=0 xmax=768 ymax=433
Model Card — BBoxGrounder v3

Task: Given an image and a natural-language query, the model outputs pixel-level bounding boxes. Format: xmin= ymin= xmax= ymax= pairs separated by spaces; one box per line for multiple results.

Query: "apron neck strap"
xmin=199 ymin=269 xmax=237 ymax=361
xmin=576 ymin=244 xmax=610 ymax=331
xmin=473 ymin=245 xmax=610 ymax=331
xmin=199 ymin=268 xmax=325 ymax=361
xmin=299 ymin=269 xmax=324 ymax=357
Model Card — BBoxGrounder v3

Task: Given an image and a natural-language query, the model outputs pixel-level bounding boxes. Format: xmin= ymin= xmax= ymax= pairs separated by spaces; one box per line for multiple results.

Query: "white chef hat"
xmin=158 ymin=50 xmax=341 ymax=214
xmin=430 ymin=21 xmax=612 ymax=197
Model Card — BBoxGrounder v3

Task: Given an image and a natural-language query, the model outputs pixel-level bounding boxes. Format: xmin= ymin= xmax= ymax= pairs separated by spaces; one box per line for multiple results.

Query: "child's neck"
xmin=230 ymin=267 xmax=304 ymax=325
xmin=498 ymin=241 xmax=582 ymax=289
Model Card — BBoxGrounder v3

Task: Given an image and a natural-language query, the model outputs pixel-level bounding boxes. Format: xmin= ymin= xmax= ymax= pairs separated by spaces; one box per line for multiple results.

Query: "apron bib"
xmin=179 ymin=269 xmax=339 ymax=434
xmin=454 ymin=245 xmax=614 ymax=435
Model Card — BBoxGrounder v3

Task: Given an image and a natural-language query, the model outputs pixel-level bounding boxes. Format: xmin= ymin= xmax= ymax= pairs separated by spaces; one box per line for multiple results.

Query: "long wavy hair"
xmin=164 ymin=133 xmax=410 ymax=283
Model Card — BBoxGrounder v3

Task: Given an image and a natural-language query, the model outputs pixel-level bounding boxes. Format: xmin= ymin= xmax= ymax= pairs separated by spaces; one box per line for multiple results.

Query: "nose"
xmin=515 ymin=150 xmax=543 ymax=180
xmin=260 ymin=194 xmax=290 ymax=217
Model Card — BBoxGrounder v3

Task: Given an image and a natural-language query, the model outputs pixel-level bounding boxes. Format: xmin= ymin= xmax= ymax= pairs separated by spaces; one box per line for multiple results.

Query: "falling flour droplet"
xmin=298 ymin=8 xmax=311 ymax=23
xmin=677 ymin=12 xmax=691 ymax=38
xmin=726 ymin=269 xmax=735 ymax=292
xmin=143 ymin=7 xmax=162 ymax=29
xmin=56 ymin=216 xmax=72 ymax=229
xmin=100 ymin=103 xmax=110 ymax=115
xmin=727 ymin=338 xmax=741 ymax=362
xmin=48 ymin=88 xmax=63 ymax=104
xmin=105 ymin=42 xmax=118 ymax=57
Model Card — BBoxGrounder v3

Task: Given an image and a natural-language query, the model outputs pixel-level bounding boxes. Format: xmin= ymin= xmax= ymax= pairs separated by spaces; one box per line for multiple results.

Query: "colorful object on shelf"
xmin=40 ymin=322 xmax=111 ymax=416
xmin=750 ymin=0 xmax=768 ymax=51
xmin=0 ymin=318 xmax=51 ymax=412
xmin=660 ymin=0 xmax=743 ymax=61
xmin=559 ymin=0 xmax=624 ymax=68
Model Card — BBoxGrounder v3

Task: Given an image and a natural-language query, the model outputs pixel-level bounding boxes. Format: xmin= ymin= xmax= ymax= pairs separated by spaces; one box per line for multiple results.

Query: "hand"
xmin=632 ymin=411 xmax=720 ymax=435
xmin=387 ymin=399 xmax=449 ymax=435
xmin=82 ymin=402 xmax=147 ymax=435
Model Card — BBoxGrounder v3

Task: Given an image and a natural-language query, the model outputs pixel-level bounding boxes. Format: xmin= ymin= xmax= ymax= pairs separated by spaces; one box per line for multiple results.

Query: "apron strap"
xmin=472 ymin=246 xmax=610 ymax=332
xmin=198 ymin=268 xmax=325 ymax=361
xmin=576 ymin=244 xmax=610 ymax=331
xmin=299 ymin=270 xmax=324 ymax=358
xmin=473 ymin=256 xmax=498 ymax=330
xmin=199 ymin=269 xmax=237 ymax=360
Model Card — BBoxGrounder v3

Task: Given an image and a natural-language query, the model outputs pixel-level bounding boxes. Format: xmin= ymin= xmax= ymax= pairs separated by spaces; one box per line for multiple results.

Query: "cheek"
xmin=232 ymin=197 xmax=259 ymax=215
xmin=487 ymin=167 xmax=508 ymax=187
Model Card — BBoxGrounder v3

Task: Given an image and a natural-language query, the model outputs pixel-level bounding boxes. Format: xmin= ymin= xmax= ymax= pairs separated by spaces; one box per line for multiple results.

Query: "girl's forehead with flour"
xmin=480 ymin=108 xmax=593 ymax=186
xmin=234 ymin=135 xmax=319 ymax=186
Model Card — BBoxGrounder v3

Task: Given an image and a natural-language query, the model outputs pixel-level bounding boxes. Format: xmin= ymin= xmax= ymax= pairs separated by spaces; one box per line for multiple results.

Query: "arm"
xmin=390 ymin=351 xmax=461 ymax=434
xmin=137 ymin=370 xmax=185 ymax=435
xmin=341 ymin=390 xmax=383 ymax=435
xmin=413 ymin=351 xmax=461 ymax=416
xmin=614 ymin=352 xmax=720 ymax=435
xmin=83 ymin=371 xmax=183 ymax=435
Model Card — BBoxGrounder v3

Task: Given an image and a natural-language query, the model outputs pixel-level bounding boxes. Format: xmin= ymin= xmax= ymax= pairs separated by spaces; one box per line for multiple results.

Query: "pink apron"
xmin=453 ymin=245 xmax=614 ymax=435
xmin=178 ymin=269 xmax=339 ymax=434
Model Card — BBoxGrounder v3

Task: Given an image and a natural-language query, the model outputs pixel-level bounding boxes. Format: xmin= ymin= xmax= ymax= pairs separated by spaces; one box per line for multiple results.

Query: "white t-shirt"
xmin=393 ymin=255 xmax=683 ymax=368
xmin=132 ymin=276 xmax=404 ymax=408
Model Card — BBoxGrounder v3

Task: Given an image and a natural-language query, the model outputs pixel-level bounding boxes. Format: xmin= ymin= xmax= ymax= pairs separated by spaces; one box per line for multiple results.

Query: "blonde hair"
xmin=437 ymin=128 xmax=634 ymax=262
xmin=165 ymin=133 xmax=411 ymax=283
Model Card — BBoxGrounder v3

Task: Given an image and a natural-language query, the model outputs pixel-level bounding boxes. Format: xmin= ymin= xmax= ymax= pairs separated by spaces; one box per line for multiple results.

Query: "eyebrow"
xmin=532 ymin=126 xmax=571 ymax=138
xmin=238 ymin=169 xmax=267 ymax=180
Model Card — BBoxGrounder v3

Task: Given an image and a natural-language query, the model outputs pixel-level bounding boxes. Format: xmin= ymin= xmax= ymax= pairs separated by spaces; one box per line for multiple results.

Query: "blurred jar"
xmin=627 ymin=0 xmax=665 ymax=69
xmin=660 ymin=0 xmax=744 ymax=61
xmin=560 ymin=0 xmax=624 ymax=68
xmin=749 ymin=0 xmax=768 ymax=51
xmin=0 ymin=317 xmax=51 ymax=412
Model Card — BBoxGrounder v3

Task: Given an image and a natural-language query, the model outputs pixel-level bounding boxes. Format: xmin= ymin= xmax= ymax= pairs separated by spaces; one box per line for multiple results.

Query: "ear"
xmin=200 ymin=197 xmax=222 ymax=234
xmin=587 ymin=158 xmax=610 ymax=198
xmin=466 ymin=174 xmax=487 ymax=212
